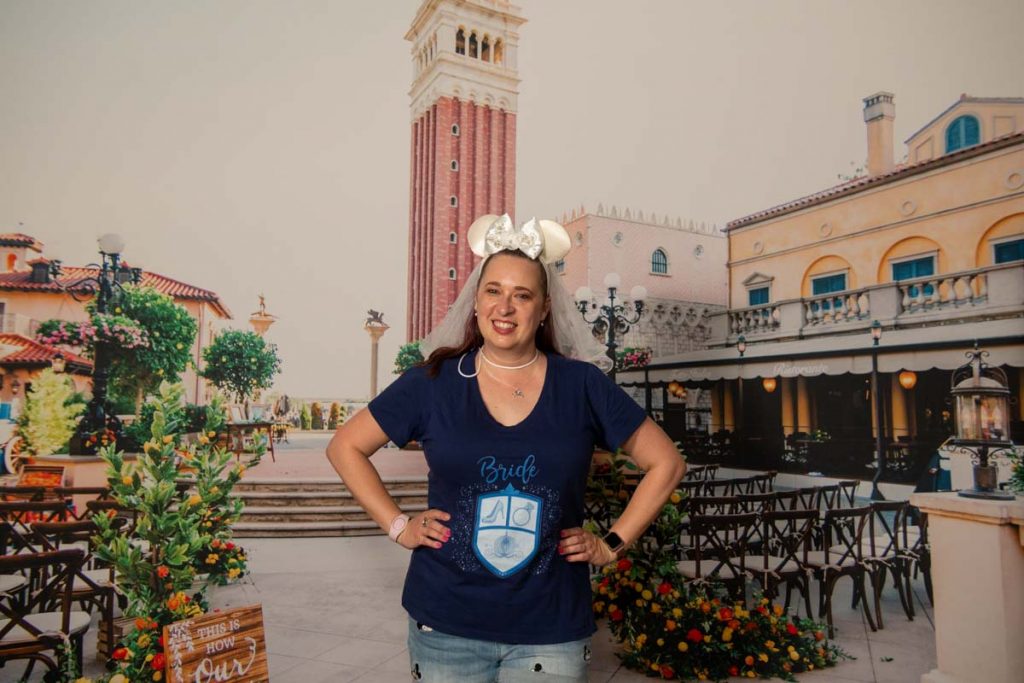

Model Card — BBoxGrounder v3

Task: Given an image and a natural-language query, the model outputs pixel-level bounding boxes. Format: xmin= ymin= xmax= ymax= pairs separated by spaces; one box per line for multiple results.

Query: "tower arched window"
xmin=450 ymin=159 xmax=459 ymax=171
xmin=450 ymin=195 xmax=458 ymax=207
xmin=481 ymin=36 xmax=491 ymax=62
xmin=455 ymin=29 xmax=466 ymax=55
xmin=469 ymin=32 xmax=478 ymax=59
xmin=946 ymin=115 xmax=980 ymax=153
xmin=5 ymin=254 xmax=15 ymax=271
xmin=651 ymin=248 xmax=668 ymax=274
xmin=448 ymin=268 xmax=457 ymax=280
xmin=449 ymin=231 xmax=458 ymax=244
xmin=493 ymin=39 xmax=504 ymax=65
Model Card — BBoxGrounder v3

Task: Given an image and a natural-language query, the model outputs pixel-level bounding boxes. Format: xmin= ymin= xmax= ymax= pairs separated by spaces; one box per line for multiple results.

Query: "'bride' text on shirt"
xmin=477 ymin=454 xmax=538 ymax=486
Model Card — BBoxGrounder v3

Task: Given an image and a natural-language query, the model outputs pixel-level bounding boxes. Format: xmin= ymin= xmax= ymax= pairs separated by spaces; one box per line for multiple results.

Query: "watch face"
xmin=604 ymin=532 xmax=624 ymax=551
xmin=392 ymin=516 xmax=408 ymax=532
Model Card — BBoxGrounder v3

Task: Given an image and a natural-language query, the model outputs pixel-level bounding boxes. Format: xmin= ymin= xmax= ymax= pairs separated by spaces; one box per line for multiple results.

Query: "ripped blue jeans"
xmin=407 ymin=618 xmax=591 ymax=682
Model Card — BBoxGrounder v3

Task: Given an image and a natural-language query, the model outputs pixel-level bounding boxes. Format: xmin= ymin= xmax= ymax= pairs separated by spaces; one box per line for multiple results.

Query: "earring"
xmin=540 ymin=320 xmax=545 ymax=327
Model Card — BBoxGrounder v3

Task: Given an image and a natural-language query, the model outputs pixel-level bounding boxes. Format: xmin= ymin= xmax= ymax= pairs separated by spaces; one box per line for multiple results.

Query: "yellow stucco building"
xmin=620 ymin=93 xmax=1024 ymax=484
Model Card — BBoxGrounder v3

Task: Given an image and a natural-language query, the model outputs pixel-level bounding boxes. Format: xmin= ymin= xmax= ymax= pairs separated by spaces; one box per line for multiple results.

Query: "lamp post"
xmin=574 ymin=273 xmax=646 ymax=382
xmin=948 ymin=343 xmax=1015 ymax=500
xmin=50 ymin=233 xmax=142 ymax=454
xmin=869 ymin=320 xmax=886 ymax=500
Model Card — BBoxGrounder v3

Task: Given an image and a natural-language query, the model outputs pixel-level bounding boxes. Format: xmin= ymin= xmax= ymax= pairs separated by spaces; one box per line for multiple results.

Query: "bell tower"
xmin=405 ymin=0 xmax=525 ymax=341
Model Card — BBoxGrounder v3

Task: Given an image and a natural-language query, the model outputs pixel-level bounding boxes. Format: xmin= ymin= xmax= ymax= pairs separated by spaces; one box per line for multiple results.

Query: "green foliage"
xmin=1007 ymin=448 xmax=1024 ymax=493
xmin=310 ymin=401 xmax=323 ymax=430
xmin=18 ymin=368 xmax=85 ymax=455
xmin=122 ymin=400 xmax=224 ymax=452
xmin=394 ymin=340 xmax=424 ymax=374
xmin=92 ymin=382 xmax=256 ymax=681
xmin=328 ymin=402 xmax=341 ymax=430
xmin=101 ymin=286 xmax=198 ymax=410
xmin=200 ymin=330 xmax=281 ymax=404
xmin=299 ymin=403 xmax=311 ymax=430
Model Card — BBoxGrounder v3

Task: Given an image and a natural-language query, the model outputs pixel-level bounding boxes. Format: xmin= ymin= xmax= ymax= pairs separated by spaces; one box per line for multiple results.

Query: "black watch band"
xmin=602 ymin=531 xmax=625 ymax=553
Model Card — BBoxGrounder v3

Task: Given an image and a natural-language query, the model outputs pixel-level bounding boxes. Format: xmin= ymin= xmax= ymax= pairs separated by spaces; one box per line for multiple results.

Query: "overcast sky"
xmin=2 ymin=0 xmax=1021 ymax=399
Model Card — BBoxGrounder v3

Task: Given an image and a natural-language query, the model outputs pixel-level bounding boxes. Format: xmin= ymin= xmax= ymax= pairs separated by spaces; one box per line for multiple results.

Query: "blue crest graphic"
xmin=473 ymin=484 xmax=543 ymax=577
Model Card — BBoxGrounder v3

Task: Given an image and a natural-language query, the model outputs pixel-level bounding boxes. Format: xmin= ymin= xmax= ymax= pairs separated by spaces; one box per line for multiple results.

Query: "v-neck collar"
xmin=471 ymin=349 xmax=551 ymax=429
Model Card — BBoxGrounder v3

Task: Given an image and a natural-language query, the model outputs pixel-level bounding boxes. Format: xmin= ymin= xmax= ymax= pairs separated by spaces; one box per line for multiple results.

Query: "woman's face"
xmin=475 ymin=253 xmax=550 ymax=356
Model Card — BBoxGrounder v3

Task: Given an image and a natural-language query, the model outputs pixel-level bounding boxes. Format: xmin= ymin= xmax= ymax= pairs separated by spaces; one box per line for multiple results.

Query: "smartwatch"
xmin=602 ymin=531 xmax=625 ymax=555
xmin=388 ymin=513 xmax=411 ymax=542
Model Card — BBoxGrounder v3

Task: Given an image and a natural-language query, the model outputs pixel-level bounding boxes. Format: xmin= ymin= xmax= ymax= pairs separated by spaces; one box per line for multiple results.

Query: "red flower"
xmin=157 ymin=634 xmax=165 ymax=649
xmin=151 ymin=653 xmax=166 ymax=670
xmin=686 ymin=628 xmax=703 ymax=643
xmin=757 ymin=606 xmax=769 ymax=615
xmin=728 ymin=666 xmax=740 ymax=677
xmin=718 ymin=607 xmax=734 ymax=621
xmin=659 ymin=664 xmax=675 ymax=679
xmin=657 ymin=582 xmax=672 ymax=595
xmin=599 ymin=577 xmax=610 ymax=588
xmin=610 ymin=609 xmax=624 ymax=622
xmin=112 ymin=647 xmax=128 ymax=661
xmin=786 ymin=622 xmax=799 ymax=636
xmin=616 ymin=558 xmax=632 ymax=572
xmin=157 ymin=565 xmax=170 ymax=579
xmin=225 ymin=542 xmax=235 ymax=550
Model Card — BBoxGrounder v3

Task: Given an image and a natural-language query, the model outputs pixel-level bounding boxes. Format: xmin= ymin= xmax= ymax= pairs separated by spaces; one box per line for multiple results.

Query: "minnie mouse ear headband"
xmin=467 ymin=214 xmax=571 ymax=265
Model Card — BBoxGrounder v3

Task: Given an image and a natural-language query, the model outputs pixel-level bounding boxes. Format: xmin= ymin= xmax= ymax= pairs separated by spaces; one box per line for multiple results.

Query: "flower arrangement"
xmin=36 ymin=313 xmax=149 ymax=354
xmin=809 ymin=429 xmax=831 ymax=443
xmin=84 ymin=427 xmax=118 ymax=451
xmin=616 ymin=346 xmax=653 ymax=371
xmin=587 ymin=470 xmax=848 ymax=681
xmin=89 ymin=382 xmax=258 ymax=683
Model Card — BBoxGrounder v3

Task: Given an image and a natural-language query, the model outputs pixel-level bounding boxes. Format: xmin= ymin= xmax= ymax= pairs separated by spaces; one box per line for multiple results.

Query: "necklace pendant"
xmin=512 ymin=388 xmax=525 ymax=399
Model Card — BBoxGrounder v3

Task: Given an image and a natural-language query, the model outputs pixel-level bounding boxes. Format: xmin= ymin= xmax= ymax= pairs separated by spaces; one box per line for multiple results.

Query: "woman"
xmin=327 ymin=214 xmax=684 ymax=682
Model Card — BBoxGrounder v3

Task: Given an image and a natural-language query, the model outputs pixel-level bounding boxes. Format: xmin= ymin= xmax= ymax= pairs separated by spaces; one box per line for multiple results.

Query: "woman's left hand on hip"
xmin=558 ymin=527 xmax=616 ymax=566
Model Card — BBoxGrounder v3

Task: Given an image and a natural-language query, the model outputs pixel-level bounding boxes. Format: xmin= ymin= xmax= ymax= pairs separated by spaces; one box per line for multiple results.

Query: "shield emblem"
xmin=473 ymin=484 xmax=543 ymax=577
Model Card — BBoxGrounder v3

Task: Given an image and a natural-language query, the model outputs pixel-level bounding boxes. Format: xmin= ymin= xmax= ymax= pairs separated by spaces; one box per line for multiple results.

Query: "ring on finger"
xmin=421 ymin=517 xmax=428 ymax=527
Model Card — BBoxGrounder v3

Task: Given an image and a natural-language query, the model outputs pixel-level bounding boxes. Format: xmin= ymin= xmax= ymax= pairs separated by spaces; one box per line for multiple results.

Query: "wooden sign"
xmin=163 ymin=604 xmax=269 ymax=683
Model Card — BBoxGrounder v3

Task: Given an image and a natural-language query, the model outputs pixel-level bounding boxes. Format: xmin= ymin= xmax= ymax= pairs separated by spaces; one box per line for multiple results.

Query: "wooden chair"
xmin=749 ymin=471 xmax=777 ymax=494
xmin=837 ymin=480 xmax=860 ymax=507
xmin=677 ymin=512 xmax=758 ymax=601
xmin=749 ymin=509 xmax=817 ymax=619
xmin=0 ymin=501 xmax=70 ymax=556
xmin=865 ymin=501 xmax=914 ymax=628
xmin=802 ymin=506 xmax=877 ymax=638
xmin=903 ymin=508 xmax=932 ymax=607
xmin=0 ymin=549 xmax=91 ymax=679
xmin=32 ymin=519 xmax=124 ymax=656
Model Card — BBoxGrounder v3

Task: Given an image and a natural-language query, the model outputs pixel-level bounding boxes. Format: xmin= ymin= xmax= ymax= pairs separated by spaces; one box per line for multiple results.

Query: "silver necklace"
xmin=479 ymin=348 xmax=540 ymax=371
xmin=481 ymin=364 xmax=528 ymax=399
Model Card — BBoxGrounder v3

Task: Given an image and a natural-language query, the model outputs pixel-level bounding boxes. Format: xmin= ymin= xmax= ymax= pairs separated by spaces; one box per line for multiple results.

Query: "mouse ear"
xmin=537 ymin=219 xmax=571 ymax=263
xmin=467 ymin=214 xmax=504 ymax=258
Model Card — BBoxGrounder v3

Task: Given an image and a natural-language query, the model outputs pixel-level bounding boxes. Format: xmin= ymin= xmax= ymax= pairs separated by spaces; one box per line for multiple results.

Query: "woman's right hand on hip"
xmin=399 ymin=509 xmax=452 ymax=550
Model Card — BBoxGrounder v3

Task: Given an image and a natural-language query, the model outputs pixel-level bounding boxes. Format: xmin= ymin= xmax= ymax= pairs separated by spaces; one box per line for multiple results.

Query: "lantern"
xmin=949 ymin=345 xmax=1014 ymax=500
xmin=762 ymin=377 xmax=777 ymax=393
xmin=897 ymin=370 xmax=917 ymax=390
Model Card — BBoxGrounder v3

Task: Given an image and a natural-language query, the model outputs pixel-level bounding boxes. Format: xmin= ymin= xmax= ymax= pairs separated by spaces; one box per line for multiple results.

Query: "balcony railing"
xmin=719 ymin=261 xmax=1022 ymax=342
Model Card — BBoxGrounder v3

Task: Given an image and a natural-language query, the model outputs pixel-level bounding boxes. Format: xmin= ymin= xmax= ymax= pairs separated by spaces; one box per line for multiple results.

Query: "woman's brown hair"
xmin=421 ymin=250 xmax=561 ymax=377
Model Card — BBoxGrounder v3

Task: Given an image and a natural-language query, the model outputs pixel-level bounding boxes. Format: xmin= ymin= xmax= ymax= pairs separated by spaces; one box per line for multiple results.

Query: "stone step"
xmin=238 ymin=503 xmax=427 ymax=523
xmin=232 ymin=489 xmax=428 ymax=507
xmin=234 ymin=476 xmax=427 ymax=494
xmin=233 ymin=520 xmax=383 ymax=538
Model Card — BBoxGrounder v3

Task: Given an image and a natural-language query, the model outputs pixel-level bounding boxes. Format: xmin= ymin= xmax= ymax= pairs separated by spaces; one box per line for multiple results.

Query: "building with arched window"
xmin=619 ymin=92 xmax=1024 ymax=490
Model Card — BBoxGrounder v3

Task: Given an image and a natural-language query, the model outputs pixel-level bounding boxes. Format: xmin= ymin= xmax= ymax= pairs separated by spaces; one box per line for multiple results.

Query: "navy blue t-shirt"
xmin=368 ymin=351 xmax=647 ymax=645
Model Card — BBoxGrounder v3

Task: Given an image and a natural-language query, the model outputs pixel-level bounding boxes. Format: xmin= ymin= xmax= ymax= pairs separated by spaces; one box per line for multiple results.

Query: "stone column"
xmin=364 ymin=322 xmax=390 ymax=400
xmin=910 ymin=493 xmax=1024 ymax=683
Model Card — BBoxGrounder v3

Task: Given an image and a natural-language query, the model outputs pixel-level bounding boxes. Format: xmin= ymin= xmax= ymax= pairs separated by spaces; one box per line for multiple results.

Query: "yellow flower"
xmin=656 ymin=638 xmax=664 ymax=647
xmin=121 ymin=475 xmax=133 ymax=486
xmin=153 ymin=672 xmax=164 ymax=681
xmin=110 ymin=676 xmax=128 ymax=683
xmin=186 ymin=494 xmax=202 ymax=506
xmin=746 ymin=672 xmax=756 ymax=679
xmin=75 ymin=678 xmax=93 ymax=683
xmin=722 ymin=627 xmax=733 ymax=642
xmin=677 ymin=642 xmax=688 ymax=652
xmin=773 ymin=604 xmax=785 ymax=617
xmin=198 ymin=435 xmax=209 ymax=445
xmin=790 ymin=650 xmax=801 ymax=661
xmin=208 ymin=430 xmax=217 ymax=438
xmin=206 ymin=554 xmax=219 ymax=564
xmin=764 ymin=640 xmax=775 ymax=649
xmin=758 ymin=653 xmax=769 ymax=663
xmin=672 ymin=608 xmax=683 ymax=618
xmin=146 ymin=653 xmax=154 ymax=662
xmin=210 ymin=486 xmax=219 ymax=494
xmin=703 ymin=635 xmax=712 ymax=643
xmin=228 ymin=567 xmax=241 ymax=578
xmin=635 ymin=599 xmax=644 ymax=607
xmin=650 ymin=603 xmax=661 ymax=614
xmin=641 ymin=590 xmax=653 ymax=601
xmin=236 ymin=465 xmax=247 ymax=475
xmin=670 ymin=492 xmax=682 ymax=504
xmin=163 ymin=435 xmax=174 ymax=444
xmin=137 ymin=633 xmax=151 ymax=647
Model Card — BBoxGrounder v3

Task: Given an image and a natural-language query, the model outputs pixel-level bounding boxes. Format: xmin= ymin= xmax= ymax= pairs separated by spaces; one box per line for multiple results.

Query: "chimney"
xmin=863 ymin=92 xmax=895 ymax=176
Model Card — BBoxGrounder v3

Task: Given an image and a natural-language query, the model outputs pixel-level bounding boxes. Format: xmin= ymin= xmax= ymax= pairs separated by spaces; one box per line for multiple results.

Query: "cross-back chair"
xmin=866 ymin=501 xmax=914 ymax=627
xmin=677 ymin=512 xmax=758 ymax=601
xmin=749 ymin=509 xmax=817 ymax=619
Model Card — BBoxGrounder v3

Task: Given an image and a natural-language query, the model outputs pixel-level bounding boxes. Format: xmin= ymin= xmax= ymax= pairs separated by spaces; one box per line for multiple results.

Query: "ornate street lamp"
xmin=50 ymin=233 xmax=142 ymax=454
xmin=869 ymin=320 xmax=886 ymax=500
xmin=736 ymin=335 xmax=747 ymax=357
xmin=574 ymin=273 xmax=646 ymax=382
xmin=948 ymin=344 xmax=1015 ymax=500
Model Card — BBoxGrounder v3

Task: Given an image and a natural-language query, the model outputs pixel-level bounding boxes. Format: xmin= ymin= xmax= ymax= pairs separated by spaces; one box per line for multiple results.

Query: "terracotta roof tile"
xmin=0 ymin=233 xmax=44 ymax=251
xmin=727 ymin=131 xmax=1024 ymax=230
xmin=0 ymin=333 xmax=93 ymax=371
xmin=0 ymin=266 xmax=232 ymax=318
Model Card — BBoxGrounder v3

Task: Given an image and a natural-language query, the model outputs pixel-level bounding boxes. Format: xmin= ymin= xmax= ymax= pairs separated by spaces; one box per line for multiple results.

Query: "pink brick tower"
xmin=405 ymin=0 xmax=526 ymax=341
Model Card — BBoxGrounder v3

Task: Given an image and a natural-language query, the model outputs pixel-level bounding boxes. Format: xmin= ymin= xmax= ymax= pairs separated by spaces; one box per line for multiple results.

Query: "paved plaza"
xmin=2 ymin=432 xmax=937 ymax=682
